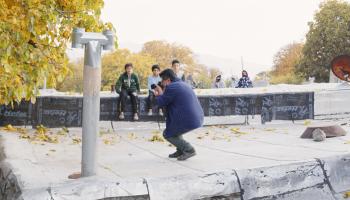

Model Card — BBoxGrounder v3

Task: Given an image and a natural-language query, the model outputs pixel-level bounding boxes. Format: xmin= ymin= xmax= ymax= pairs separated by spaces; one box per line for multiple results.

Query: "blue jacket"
xmin=156 ymin=79 xmax=204 ymax=138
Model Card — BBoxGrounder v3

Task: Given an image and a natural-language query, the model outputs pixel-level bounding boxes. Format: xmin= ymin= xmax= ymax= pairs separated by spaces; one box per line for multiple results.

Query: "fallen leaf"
xmin=304 ymin=120 xmax=311 ymax=126
xmin=264 ymin=128 xmax=276 ymax=132
xmin=72 ymin=137 xmax=81 ymax=144
xmin=344 ymin=191 xmax=350 ymax=198
xmin=2 ymin=124 xmax=17 ymax=132
xmin=230 ymin=127 xmax=249 ymax=135
xmin=127 ymin=133 xmax=137 ymax=140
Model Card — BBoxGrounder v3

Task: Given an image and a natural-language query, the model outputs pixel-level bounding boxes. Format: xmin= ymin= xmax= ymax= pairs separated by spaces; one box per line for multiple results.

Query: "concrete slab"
xmin=1 ymin=119 xmax=350 ymax=199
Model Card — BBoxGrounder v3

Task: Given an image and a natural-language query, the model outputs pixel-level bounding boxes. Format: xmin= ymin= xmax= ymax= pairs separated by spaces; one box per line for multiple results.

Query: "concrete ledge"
xmin=236 ymin=160 xmax=335 ymax=200
xmin=147 ymin=171 xmax=241 ymax=200
xmin=20 ymin=177 xmax=149 ymax=200
xmin=322 ymin=154 xmax=350 ymax=196
xmin=2 ymin=152 xmax=350 ymax=199
xmin=0 ymin=161 xmax=22 ymax=200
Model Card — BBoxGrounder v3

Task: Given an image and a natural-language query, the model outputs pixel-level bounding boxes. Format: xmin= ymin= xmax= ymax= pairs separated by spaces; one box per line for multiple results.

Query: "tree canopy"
xmin=296 ymin=0 xmax=350 ymax=82
xmin=270 ymin=42 xmax=304 ymax=84
xmin=57 ymin=41 xmax=222 ymax=92
xmin=0 ymin=0 xmax=114 ymax=105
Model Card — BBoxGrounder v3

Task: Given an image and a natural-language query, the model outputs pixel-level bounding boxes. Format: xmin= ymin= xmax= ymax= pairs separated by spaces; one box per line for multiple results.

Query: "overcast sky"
xmin=101 ymin=0 xmax=327 ymax=77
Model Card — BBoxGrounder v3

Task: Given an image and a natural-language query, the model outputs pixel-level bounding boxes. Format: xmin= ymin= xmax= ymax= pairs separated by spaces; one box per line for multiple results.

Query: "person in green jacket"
xmin=115 ymin=63 xmax=140 ymax=120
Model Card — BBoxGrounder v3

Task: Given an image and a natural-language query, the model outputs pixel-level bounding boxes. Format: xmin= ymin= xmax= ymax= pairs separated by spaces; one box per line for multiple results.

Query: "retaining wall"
xmin=1 ymin=154 xmax=349 ymax=200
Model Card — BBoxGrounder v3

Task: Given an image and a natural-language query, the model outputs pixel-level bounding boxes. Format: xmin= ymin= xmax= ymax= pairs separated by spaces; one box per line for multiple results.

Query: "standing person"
xmin=153 ymin=69 xmax=204 ymax=161
xmin=171 ymin=59 xmax=185 ymax=81
xmin=212 ymin=75 xmax=225 ymax=88
xmin=236 ymin=70 xmax=253 ymax=88
xmin=115 ymin=63 xmax=140 ymax=120
xmin=147 ymin=64 xmax=162 ymax=116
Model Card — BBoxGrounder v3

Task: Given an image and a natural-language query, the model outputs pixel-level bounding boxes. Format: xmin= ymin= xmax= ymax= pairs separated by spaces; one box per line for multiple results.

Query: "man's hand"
xmin=153 ymin=85 xmax=164 ymax=96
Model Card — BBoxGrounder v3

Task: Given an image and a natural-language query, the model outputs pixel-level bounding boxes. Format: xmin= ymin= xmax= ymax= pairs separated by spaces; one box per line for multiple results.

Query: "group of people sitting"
xmin=212 ymin=70 xmax=253 ymax=89
xmin=115 ymin=60 xmax=183 ymax=120
xmin=115 ymin=59 xmax=253 ymax=121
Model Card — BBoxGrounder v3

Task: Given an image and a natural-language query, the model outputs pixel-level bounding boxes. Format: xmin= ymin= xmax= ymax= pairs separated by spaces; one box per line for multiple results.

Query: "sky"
xmin=100 ymin=0 xmax=326 ymax=78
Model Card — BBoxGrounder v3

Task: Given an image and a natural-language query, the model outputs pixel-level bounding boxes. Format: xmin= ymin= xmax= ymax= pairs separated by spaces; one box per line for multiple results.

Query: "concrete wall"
xmin=1 ymin=154 xmax=349 ymax=200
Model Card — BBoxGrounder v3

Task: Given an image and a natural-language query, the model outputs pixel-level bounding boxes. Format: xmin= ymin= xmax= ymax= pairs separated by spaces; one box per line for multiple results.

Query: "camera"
xmin=151 ymin=81 xmax=162 ymax=89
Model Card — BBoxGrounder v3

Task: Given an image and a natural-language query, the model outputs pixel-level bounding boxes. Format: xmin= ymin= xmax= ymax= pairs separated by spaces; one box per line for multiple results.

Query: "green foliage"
xmin=296 ymin=0 xmax=350 ymax=82
xmin=270 ymin=42 xmax=304 ymax=84
xmin=0 ymin=0 xmax=114 ymax=105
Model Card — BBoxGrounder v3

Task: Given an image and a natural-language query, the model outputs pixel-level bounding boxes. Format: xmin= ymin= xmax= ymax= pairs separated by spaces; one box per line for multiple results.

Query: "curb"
xmin=1 ymin=154 xmax=349 ymax=200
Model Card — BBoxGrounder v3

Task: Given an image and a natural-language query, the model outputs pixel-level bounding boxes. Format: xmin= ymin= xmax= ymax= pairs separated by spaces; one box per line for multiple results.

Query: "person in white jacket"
xmin=212 ymin=75 xmax=225 ymax=88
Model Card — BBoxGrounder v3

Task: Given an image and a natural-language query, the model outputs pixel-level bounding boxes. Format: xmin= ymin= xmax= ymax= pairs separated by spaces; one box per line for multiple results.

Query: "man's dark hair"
xmin=125 ymin=63 xmax=133 ymax=69
xmin=172 ymin=59 xmax=180 ymax=66
xmin=151 ymin=64 xmax=160 ymax=71
xmin=160 ymin=69 xmax=177 ymax=82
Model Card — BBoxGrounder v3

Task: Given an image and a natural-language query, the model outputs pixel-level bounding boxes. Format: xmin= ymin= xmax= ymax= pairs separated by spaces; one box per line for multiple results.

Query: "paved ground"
xmin=1 ymin=116 xmax=350 ymax=191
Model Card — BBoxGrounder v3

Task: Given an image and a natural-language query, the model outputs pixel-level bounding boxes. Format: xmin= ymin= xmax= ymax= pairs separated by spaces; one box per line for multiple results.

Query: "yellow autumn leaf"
xmin=304 ymin=120 xmax=311 ymax=126
xmin=127 ymin=133 xmax=137 ymax=140
xmin=230 ymin=127 xmax=248 ymax=135
xmin=344 ymin=191 xmax=350 ymax=198
xmin=148 ymin=132 xmax=165 ymax=142
xmin=3 ymin=124 xmax=17 ymax=132
xmin=19 ymin=134 xmax=30 ymax=139
xmin=72 ymin=137 xmax=81 ymax=144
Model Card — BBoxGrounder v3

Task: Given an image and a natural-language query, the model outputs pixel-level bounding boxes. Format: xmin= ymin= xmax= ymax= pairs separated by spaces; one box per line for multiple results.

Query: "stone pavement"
xmin=1 ymin=117 xmax=350 ymax=199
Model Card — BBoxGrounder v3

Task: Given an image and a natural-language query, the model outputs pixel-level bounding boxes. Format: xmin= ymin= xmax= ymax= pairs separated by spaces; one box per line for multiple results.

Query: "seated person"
xmin=115 ymin=63 xmax=140 ymax=120
xmin=236 ymin=70 xmax=253 ymax=88
xmin=147 ymin=64 xmax=163 ymax=116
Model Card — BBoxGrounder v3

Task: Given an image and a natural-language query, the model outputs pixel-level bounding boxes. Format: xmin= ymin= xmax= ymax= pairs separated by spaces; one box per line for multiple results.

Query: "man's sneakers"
xmin=177 ymin=150 xmax=196 ymax=161
xmin=147 ymin=109 xmax=152 ymax=116
xmin=159 ymin=109 xmax=163 ymax=116
xmin=168 ymin=150 xmax=183 ymax=158
xmin=119 ymin=112 xmax=139 ymax=120
xmin=133 ymin=113 xmax=139 ymax=121
xmin=168 ymin=149 xmax=196 ymax=161
xmin=119 ymin=112 xmax=125 ymax=120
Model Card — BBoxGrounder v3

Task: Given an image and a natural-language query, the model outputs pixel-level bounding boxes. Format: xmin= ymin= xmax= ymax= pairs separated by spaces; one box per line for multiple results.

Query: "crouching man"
xmin=153 ymin=69 xmax=204 ymax=161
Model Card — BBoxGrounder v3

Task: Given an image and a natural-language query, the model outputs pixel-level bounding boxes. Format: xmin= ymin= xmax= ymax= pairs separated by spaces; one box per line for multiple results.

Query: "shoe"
xmin=147 ymin=109 xmax=152 ymax=116
xmin=133 ymin=113 xmax=139 ymax=121
xmin=159 ymin=109 xmax=163 ymax=116
xmin=177 ymin=150 xmax=196 ymax=161
xmin=119 ymin=112 xmax=125 ymax=120
xmin=168 ymin=150 xmax=183 ymax=158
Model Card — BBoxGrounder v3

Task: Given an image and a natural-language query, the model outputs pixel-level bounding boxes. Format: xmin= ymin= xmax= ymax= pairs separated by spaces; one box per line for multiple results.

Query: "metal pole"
xmin=71 ymin=27 xmax=114 ymax=177
xmin=81 ymin=41 xmax=102 ymax=177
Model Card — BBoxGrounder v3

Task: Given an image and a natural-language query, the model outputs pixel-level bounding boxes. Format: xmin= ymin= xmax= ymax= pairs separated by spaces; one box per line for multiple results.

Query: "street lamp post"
xmin=71 ymin=27 xmax=114 ymax=177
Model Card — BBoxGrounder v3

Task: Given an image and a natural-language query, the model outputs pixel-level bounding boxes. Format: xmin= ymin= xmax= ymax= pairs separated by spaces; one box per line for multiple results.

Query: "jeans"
xmin=118 ymin=89 xmax=138 ymax=113
xmin=164 ymin=133 xmax=195 ymax=153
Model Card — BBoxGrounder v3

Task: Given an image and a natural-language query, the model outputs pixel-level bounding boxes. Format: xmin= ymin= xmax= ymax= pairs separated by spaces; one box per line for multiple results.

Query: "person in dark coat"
xmin=236 ymin=70 xmax=253 ymax=88
xmin=153 ymin=69 xmax=204 ymax=161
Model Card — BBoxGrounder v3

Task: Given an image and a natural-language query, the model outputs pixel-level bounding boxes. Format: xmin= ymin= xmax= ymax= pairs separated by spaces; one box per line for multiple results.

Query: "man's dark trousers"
xmin=164 ymin=133 xmax=195 ymax=153
xmin=118 ymin=89 xmax=138 ymax=113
